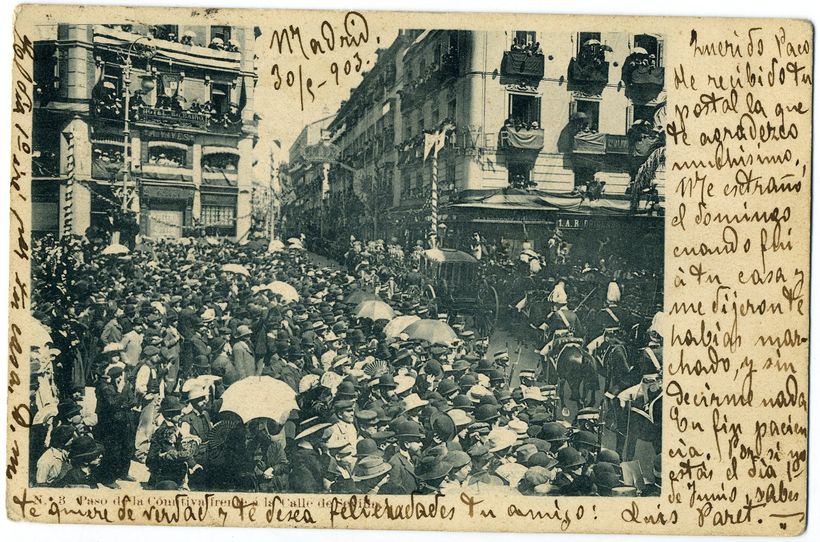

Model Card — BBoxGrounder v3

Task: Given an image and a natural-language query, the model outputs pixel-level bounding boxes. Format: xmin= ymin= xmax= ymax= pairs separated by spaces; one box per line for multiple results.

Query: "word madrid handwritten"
xmin=662 ymin=24 xmax=810 ymax=534
xmin=267 ymin=11 xmax=374 ymax=111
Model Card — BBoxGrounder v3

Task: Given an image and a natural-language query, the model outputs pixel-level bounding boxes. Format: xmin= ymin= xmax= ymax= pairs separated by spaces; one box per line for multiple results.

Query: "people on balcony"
xmin=504 ymin=116 xmax=541 ymax=132
xmin=94 ymin=81 xmax=123 ymax=119
xmin=622 ymin=49 xmax=659 ymax=84
xmin=576 ymin=39 xmax=611 ymax=71
xmin=510 ymin=38 xmax=543 ymax=56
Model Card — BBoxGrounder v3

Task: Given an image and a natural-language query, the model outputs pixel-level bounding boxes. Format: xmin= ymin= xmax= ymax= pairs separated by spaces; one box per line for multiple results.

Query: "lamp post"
xmin=120 ymin=36 xmax=155 ymax=217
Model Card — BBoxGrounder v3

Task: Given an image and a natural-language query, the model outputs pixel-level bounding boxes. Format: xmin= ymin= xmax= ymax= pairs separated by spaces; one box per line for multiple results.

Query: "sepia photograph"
xmin=27 ymin=22 xmax=666 ymax=498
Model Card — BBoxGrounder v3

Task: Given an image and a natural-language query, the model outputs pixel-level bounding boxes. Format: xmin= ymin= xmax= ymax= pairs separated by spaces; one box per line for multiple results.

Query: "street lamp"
xmin=119 ymin=36 xmax=155 ymax=216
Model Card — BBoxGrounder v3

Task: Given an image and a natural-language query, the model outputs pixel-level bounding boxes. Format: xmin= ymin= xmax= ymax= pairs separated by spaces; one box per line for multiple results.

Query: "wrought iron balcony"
xmin=501 ymin=50 xmax=545 ymax=79
xmin=572 ymin=132 xmax=629 ymax=155
xmin=567 ymin=58 xmax=609 ymax=86
xmin=500 ymin=125 xmax=544 ymax=151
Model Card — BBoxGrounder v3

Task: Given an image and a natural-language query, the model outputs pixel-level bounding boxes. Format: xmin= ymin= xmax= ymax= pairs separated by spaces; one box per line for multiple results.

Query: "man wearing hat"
xmin=146 ymin=395 xmax=192 ymax=488
xmin=327 ymin=398 xmax=358 ymax=452
xmin=544 ymin=281 xmax=584 ymax=341
xmin=59 ymin=435 xmax=104 ymax=488
xmin=352 ymin=455 xmax=393 ymax=494
xmin=232 ymin=325 xmax=259 ymax=380
xmin=95 ymin=365 xmax=136 ymax=488
xmin=585 ymin=281 xmax=626 ymax=346
xmin=35 ymin=425 xmax=75 ymax=486
xmin=180 ymin=381 xmax=213 ymax=442
xmin=387 ymin=420 xmax=424 ymax=493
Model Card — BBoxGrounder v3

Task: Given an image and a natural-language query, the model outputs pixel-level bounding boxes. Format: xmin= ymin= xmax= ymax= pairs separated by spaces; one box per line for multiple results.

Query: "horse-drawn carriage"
xmin=405 ymin=248 xmax=500 ymax=337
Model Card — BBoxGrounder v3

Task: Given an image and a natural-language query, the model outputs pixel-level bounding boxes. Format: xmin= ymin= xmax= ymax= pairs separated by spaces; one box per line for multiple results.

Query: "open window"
xmin=513 ymin=30 xmax=537 ymax=49
xmin=633 ymin=34 xmax=663 ymax=66
xmin=508 ymin=161 xmax=533 ymax=187
xmin=152 ymin=25 xmax=179 ymax=41
xmin=507 ymin=93 xmax=541 ymax=128
xmin=571 ymin=99 xmax=600 ymax=132
xmin=210 ymin=82 xmax=232 ymax=116
xmin=577 ymin=32 xmax=602 ymax=56
xmin=210 ymin=25 xmax=231 ymax=43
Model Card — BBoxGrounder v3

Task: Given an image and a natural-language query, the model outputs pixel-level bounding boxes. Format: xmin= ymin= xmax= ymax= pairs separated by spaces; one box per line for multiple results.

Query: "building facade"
xmin=284 ymin=28 xmax=666 ymax=253
xmin=32 ymin=23 xmax=258 ymax=240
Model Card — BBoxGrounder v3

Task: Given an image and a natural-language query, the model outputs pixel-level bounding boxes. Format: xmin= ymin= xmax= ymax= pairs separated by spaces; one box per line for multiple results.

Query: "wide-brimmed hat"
xmin=295 ymin=416 xmax=332 ymax=440
xmin=447 ymin=408 xmax=473 ymax=427
xmin=402 ymin=393 xmax=429 ymax=413
xmin=557 ymin=446 xmax=585 ymax=469
xmin=394 ymin=420 xmax=424 ymax=440
xmin=69 ymin=435 xmax=103 ymax=461
xmin=234 ymin=325 xmax=253 ymax=338
xmin=160 ymin=395 xmax=184 ymax=415
xmin=540 ymin=422 xmax=568 ymax=443
xmin=474 ymin=404 xmax=499 ymax=423
xmin=526 ymin=451 xmax=558 ymax=469
xmin=415 ymin=454 xmax=452 ymax=481
xmin=487 ymin=427 xmax=518 ymax=453
xmin=394 ymin=374 xmax=416 ymax=395
xmin=352 ymin=455 xmax=392 ymax=481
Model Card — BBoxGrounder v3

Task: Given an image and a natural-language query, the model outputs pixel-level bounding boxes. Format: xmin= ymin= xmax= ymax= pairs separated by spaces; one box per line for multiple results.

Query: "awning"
xmin=140 ymin=164 xmax=193 ymax=182
xmin=147 ymin=141 xmax=189 ymax=151
xmin=142 ymin=184 xmax=194 ymax=200
xmin=202 ymin=146 xmax=240 ymax=156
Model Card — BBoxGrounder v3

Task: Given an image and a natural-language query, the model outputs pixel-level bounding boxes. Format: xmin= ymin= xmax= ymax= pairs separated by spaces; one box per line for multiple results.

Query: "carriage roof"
xmin=422 ymin=248 xmax=478 ymax=265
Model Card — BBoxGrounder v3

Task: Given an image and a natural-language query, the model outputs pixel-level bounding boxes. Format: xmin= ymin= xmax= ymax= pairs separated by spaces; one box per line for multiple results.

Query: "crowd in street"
xmin=29 ymin=230 xmax=662 ymax=496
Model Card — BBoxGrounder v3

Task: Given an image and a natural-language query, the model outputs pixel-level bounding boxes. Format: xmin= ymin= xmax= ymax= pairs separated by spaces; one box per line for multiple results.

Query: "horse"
xmin=587 ymin=330 xmax=630 ymax=398
xmin=541 ymin=337 xmax=600 ymax=410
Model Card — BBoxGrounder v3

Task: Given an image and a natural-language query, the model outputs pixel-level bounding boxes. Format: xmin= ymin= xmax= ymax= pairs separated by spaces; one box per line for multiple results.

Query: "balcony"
xmin=572 ymin=132 xmax=629 ymax=156
xmin=139 ymin=106 xmax=209 ymax=129
xmin=623 ymin=64 xmax=665 ymax=101
xmin=500 ymin=125 xmax=544 ymax=152
xmin=568 ymin=58 xmax=609 ymax=86
xmin=501 ymin=50 xmax=545 ymax=80
xmin=94 ymin=25 xmax=241 ymax=71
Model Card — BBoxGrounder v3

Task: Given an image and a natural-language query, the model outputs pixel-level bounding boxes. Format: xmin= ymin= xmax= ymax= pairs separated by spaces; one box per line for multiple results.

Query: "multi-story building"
xmin=285 ymin=28 xmax=666 ymax=256
xmin=32 ymin=23 xmax=258 ymax=239
xmin=392 ymin=28 xmax=666 ymax=250
xmin=282 ymin=113 xmax=335 ymax=239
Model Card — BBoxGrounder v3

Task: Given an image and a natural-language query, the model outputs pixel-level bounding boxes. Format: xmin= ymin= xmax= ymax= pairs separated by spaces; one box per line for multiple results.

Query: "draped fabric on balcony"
xmin=92 ymin=159 xmax=125 ymax=181
xmin=449 ymin=188 xmax=661 ymax=216
xmin=627 ymin=65 xmax=665 ymax=87
xmin=501 ymin=51 xmax=545 ymax=79
xmin=502 ymin=127 xmax=545 ymax=150
xmin=572 ymin=132 xmax=607 ymax=154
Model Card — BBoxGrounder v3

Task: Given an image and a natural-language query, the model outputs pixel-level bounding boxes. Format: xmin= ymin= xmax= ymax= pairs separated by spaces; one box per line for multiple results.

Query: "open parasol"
xmin=261 ymin=280 xmax=300 ymax=303
xmin=220 ymin=376 xmax=298 ymax=424
xmin=344 ymin=289 xmax=381 ymax=305
xmin=101 ymin=243 xmax=129 ymax=256
xmin=221 ymin=263 xmax=250 ymax=277
xmin=403 ymin=319 xmax=458 ymax=345
xmin=631 ymin=46 xmax=649 ymax=55
xmin=353 ymin=300 xmax=396 ymax=321
xmin=268 ymin=239 xmax=286 ymax=252
xmin=383 ymin=314 xmax=421 ymax=338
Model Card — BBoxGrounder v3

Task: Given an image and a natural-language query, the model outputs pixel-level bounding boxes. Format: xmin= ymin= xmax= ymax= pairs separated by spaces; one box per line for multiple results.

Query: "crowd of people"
xmin=29 ymin=229 xmax=662 ymax=497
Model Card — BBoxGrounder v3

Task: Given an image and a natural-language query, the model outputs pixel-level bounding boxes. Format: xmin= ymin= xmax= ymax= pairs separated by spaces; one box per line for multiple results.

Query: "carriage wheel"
xmin=476 ymin=283 xmax=499 ymax=336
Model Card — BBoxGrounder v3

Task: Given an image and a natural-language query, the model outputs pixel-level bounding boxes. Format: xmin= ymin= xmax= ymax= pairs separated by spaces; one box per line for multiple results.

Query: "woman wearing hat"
xmin=288 ymin=417 xmax=332 ymax=493
xmin=146 ymin=395 xmax=194 ymax=489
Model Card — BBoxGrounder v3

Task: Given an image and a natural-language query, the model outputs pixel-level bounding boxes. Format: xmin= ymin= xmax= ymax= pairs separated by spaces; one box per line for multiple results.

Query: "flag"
xmin=423 ymin=132 xmax=436 ymax=160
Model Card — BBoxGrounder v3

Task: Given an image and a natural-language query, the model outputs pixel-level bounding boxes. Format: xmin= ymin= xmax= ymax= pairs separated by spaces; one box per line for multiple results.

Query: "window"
xmin=572 ymin=99 xmax=600 ymax=131
xmin=434 ymin=43 xmax=442 ymax=65
xmin=448 ymin=31 xmax=458 ymax=52
xmin=508 ymin=94 xmax=541 ymax=127
xmin=210 ymin=82 xmax=232 ymax=116
xmin=152 ymin=25 xmax=179 ymax=41
xmin=633 ymin=34 xmax=663 ymax=66
xmin=577 ymin=32 xmax=602 ymax=55
xmin=447 ymin=96 xmax=457 ymax=119
xmin=508 ymin=162 xmax=533 ymax=187
xmin=210 ymin=26 xmax=231 ymax=43
xmin=632 ymin=104 xmax=655 ymax=124
xmin=574 ymin=166 xmax=596 ymax=188
xmin=513 ymin=31 xmax=537 ymax=47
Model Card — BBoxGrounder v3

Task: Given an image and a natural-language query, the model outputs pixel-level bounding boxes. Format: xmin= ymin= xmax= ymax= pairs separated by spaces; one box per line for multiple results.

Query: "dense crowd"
xmin=29 ymin=231 xmax=662 ymax=496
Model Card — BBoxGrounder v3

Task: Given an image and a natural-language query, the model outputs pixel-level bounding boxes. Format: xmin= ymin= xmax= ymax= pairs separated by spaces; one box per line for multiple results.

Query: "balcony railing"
xmin=572 ymin=132 xmax=629 ymax=155
xmin=500 ymin=125 xmax=544 ymax=151
xmin=139 ymin=106 xmax=209 ymax=128
xmin=501 ymin=50 xmax=545 ymax=79
xmin=622 ymin=64 xmax=665 ymax=100
xmin=568 ymin=58 xmax=609 ymax=86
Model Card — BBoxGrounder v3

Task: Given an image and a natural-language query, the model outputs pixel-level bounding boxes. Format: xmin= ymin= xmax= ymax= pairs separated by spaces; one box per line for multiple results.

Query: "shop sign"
xmin=141 ymin=128 xmax=195 ymax=144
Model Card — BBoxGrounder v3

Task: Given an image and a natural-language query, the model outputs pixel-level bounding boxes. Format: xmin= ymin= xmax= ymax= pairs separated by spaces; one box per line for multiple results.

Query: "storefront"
xmin=140 ymin=183 xmax=195 ymax=239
